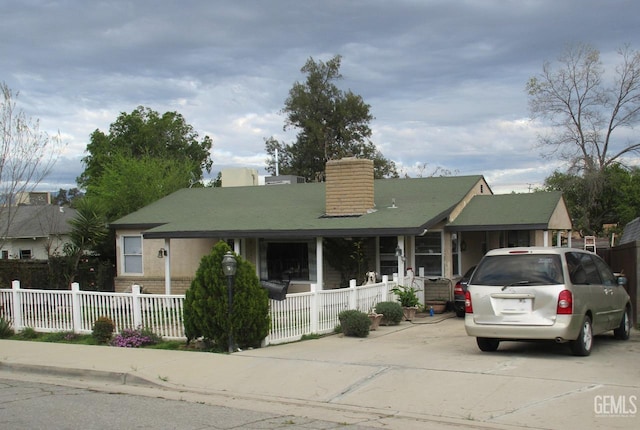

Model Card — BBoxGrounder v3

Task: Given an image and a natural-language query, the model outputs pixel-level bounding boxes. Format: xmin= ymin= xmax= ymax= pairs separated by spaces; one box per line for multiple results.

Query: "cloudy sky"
xmin=3 ymin=0 xmax=640 ymax=194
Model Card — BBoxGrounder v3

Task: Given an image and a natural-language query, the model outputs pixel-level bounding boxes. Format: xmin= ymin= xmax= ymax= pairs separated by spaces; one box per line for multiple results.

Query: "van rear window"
xmin=471 ymin=254 xmax=564 ymax=286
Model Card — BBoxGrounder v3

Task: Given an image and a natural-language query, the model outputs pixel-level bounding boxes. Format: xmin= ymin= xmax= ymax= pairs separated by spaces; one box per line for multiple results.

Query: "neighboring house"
xmin=619 ymin=217 xmax=640 ymax=245
xmin=0 ymin=205 xmax=77 ymax=260
xmin=110 ymin=158 xmax=573 ymax=295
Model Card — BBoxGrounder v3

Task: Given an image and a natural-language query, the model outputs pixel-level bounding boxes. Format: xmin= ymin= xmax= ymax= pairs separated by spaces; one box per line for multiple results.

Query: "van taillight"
xmin=557 ymin=290 xmax=573 ymax=314
xmin=464 ymin=290 xmax=473 ymax=314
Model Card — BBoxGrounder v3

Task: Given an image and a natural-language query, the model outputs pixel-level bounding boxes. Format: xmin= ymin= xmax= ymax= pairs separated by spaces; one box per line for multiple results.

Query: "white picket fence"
xmin=0 ymin=276 xmax=398 ymax=346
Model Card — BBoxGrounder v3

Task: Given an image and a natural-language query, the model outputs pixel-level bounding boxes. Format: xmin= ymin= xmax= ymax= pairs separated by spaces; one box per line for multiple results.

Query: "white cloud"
xmin=3 ymin=0 xmax=640 ymax=194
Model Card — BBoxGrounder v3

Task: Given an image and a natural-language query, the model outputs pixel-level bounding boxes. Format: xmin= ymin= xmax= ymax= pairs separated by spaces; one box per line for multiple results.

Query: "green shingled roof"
xmin=447 ymin=191 xmax=570 ymax=231
xmin=111 ymin=175 xmax=486 ymax=238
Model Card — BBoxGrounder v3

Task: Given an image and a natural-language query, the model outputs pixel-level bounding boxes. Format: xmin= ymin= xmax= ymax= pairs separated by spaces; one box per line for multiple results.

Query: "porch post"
xmin=316 ymin=237 xmax=323 ymax=290
xmin=543 ymin=230 xmax=549 ymax=247
xmin=164 ymin=238 xmax=171 ymax=294
xmin=397 ymin=236 xmax=405 ymax=286
xmin=234 ymin=238 xmax=241 ymax=255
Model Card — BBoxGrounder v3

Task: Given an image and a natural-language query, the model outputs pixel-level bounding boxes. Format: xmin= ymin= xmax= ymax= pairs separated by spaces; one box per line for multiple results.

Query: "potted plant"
xmin=392 ymin=285 xmax=422 ymax=321
xmin=425 ymin=299 xmax=447 ymax=314
xmin=367 ymin=307 xmax=383 ymax=330
xmin=374 ymin=301 xmax=404 ymax=326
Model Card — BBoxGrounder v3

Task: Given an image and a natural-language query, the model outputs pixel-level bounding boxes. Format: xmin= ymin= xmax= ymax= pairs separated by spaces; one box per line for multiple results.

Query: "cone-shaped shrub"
xmin=184 ymin=241 xmax=270 ymax=350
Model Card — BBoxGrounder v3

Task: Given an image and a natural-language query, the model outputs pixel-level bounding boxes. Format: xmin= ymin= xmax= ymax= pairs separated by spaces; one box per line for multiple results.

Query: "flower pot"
xmin=425 ymin=300 xmax=447 ymax=314
xmin=402 ymin=306 xmax=419 ymax=321
xmin=368 ymin=313 xmax=383 ymax=330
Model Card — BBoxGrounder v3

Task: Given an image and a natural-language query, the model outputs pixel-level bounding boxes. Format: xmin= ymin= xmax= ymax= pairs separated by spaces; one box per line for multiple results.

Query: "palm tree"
xmin=65 ymin=198 xmax=107 ymax=285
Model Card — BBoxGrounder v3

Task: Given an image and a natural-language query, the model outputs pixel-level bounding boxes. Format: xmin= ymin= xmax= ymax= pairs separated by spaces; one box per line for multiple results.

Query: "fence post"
xmin=310 ymin=283 xmax=318 ymax=334
xmin=71 ymin=283 xmax=82 ymax=333
xmin=132 ymin=284 xmax=142 ymax=328
xmin=11 ymin=280 xmax=22 ymax=331
xmin=349 ymin=279 xmax=357 ymax=310
xmin=382 ymin=275 xmax=389 ymax=302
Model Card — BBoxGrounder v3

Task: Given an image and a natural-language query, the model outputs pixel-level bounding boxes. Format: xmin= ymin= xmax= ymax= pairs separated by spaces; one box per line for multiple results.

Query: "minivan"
xmin=464 ymin=247 xmax=632 ymax=356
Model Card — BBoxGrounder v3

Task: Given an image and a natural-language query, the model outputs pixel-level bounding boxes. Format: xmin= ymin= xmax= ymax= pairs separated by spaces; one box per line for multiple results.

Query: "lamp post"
xmin=221 ymin=251 xmax=237 ymax=353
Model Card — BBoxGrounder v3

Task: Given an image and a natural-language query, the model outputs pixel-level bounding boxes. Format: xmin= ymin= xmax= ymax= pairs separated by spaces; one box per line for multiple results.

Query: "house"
xmin=110 ymin=158 xmax=573 ymax=295
xmin=0 ymin=204 xmax=77 ymax=260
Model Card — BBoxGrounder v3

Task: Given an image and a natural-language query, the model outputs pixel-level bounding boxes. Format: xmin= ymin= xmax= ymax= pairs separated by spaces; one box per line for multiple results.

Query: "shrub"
xmin=0 ymin=316 xmax=14 ymax=338
xmin=184 ymin=242 xmax=270 ymax=350
xmin=92 ymin=316 xmax=115 ymax=344
xmin=338 ymin=309 xmax=370 ymax=338
xmin=374 ymin=301 xmax=403 ymax=325
xmin=111 ymin=327 xmax=161 ymax=348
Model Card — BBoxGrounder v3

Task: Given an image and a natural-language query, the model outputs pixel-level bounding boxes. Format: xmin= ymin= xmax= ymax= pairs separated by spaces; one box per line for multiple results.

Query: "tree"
xmin=86 ymin=154 xmax=196 ymax=222
xmin=184 ymin=241 xmax=270 ymax=350
xmin=64 ymin=197 xmax=108 ymax=285
xmin=528 ymin=43 xmax=640 ymax=232
xmin=266 ymin=55 xmax=397 ymax=181
xmin=545 ymin=164 xmax=640 ymax=235
xmin=527 ymin=43 xmax=640 ymax=172
xmin=78 ymin=106 xmax=213 ymax=190
xmin=1 ymin=82 xmax=61 ymax=245
xmin=52 ymin=188 xmax=83 ymax=207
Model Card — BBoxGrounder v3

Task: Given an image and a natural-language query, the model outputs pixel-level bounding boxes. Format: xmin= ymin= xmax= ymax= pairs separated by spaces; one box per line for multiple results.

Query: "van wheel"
xmin=614 ymin=307 xmax=631 ymax=340
xmin=570 ymin=316 xmax=593 ymax=356
xmin=477 ymin=337 xmax=499 ymax=352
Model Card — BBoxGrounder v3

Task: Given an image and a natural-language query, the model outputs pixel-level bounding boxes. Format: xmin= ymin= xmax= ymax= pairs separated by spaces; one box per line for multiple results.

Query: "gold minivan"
xmin=464 ymin=247 xmax=632 ymax=356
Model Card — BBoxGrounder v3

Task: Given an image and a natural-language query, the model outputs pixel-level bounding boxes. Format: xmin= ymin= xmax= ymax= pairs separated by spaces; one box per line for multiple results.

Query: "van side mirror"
xmin=617 ymin=276 xmax=627 ymax=286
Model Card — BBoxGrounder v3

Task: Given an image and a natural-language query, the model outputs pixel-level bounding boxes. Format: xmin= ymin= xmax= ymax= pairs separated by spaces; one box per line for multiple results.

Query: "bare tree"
xmin=1 ymin=82 xmax=61 ymax=247
xmin=527 ymin=43 xmax=640 ymax=173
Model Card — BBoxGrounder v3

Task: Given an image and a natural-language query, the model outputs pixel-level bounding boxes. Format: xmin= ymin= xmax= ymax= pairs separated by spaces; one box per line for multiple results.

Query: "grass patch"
xmin=10 ymin=331 xmax=99 ymax=345
xmin=144 ymin=340 xmax=184 ymax=350
xmin=300 ymin=333 xmax=320 ymax=341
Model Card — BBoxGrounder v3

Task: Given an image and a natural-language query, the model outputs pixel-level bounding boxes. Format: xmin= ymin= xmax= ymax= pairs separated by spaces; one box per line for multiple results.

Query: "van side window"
xmin=567 ymin=252 xmax=602 ymax=285
xmin=592 ymin=256 xmax=616 ymax=286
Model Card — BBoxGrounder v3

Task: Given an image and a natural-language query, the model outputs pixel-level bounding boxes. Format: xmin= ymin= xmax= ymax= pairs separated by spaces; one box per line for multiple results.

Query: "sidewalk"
xmin=2 ymin=313 xmax=636 ymax=430
xmin=0 ymin=313 xmax=464 ymax=429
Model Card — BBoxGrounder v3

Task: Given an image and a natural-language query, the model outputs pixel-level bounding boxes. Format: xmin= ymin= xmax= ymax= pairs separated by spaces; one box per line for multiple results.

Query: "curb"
xmin=0 ymin=362 xmax=161 ymax=388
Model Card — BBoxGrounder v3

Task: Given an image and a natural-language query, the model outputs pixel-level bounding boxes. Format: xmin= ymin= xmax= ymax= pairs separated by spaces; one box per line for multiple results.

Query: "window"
xmin=451 ymin=234 xmax=460 ymax=276
xmin=261 ymin=241 xmax=314 ymax=281
xmin=566 ymin=252 xmax=601 ymax=285
xmin=415 ymin=232 xmax=442 ymax=276
xmin=473 ymin=254 xmax=563 ymax=286
xmin=504 ymin=230 xmax=530 ymax=247
xmin=19 ymin=249 xmax=32 ymax=260
xmin=1 ymin=250 xmax=8 ymax=259
xmin=123 ymin=235 xmax=143 ymax=274
xmin=379 ymin=237 xmax=398 ymax=277
xmin=592 ymin=255 xmax=616 ymax=286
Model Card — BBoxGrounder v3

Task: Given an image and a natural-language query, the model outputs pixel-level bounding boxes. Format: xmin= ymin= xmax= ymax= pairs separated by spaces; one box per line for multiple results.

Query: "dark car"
xmin=453 ymin=266 xmax=476 ymax=317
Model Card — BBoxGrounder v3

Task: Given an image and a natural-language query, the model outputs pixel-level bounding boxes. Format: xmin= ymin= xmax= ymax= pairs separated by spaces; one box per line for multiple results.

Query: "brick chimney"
xmin=325 ymin=158 xmax=375 ymax=216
